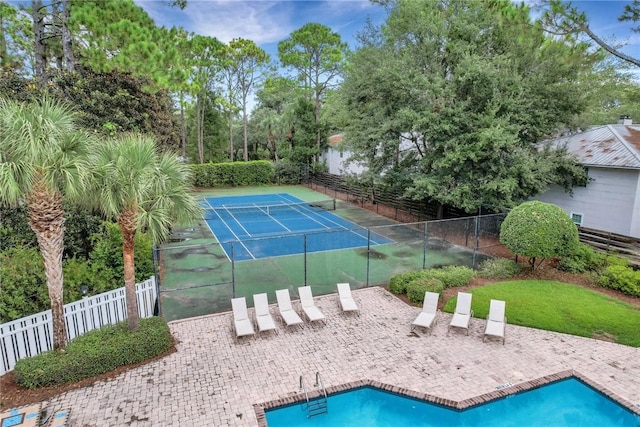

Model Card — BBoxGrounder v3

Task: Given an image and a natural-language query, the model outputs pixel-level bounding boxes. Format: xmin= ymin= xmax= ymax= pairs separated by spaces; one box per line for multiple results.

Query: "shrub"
xmin=406 ymin=277 xmax=444 ymax=304
xmin=389 ymin=270 xmax=424 ymax=294
xmin=477 ymin=257 xmax=521 ymax=279
xmin=90 ymin=221 xmax=154 ymax=284
xmin=558 ymin=243 xmax=606 ymax=274
xmin=500 ymin=201 xmax=579 ymax=269
xmin=14 ymin=317 xmax=173 ymax=389
xmin=426 ymin=266 xmax=475 ymax=288
xmin=0 ymin=246 xmax=48 ymax=323
xmin=604 ymin=254 xmax=630 ymax=268
xmin=190 ymin=160 xmax=274 ymax=187
xmin=598 ymin=265 xmax=640 ymax=297
xmin=274 ymin=162 xmax=304 ymax=184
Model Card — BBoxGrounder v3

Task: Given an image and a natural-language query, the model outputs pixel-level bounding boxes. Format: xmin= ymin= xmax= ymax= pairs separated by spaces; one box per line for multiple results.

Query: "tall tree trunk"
xmin=50 ymin=1 xmax=63 ymax=69
xmin=242 ymin=101 xmax=248 ymax=161
xmin=196 ymin=94 xmax=203 ymax=163
xmin=180 ymin=92 xmax=186 ymax=158
xmin=25 ymin=184 xmax=68 ymax=350
xmin=61 ymin=0 xmax=74 ymax=71
xmin=118 ymin=210 xmax=140 ymax=331
xmin=0 ymin=11 xmax=7 ymax=68
xmin=32 ymin=0 xmax=47 ymax=89
xmin=228 ymin=108 xmax=234 ymax=161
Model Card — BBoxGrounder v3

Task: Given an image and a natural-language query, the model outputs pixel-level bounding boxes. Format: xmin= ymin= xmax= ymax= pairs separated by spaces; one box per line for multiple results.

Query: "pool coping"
xmin=253 ymin=369 xmax=640 ymax=426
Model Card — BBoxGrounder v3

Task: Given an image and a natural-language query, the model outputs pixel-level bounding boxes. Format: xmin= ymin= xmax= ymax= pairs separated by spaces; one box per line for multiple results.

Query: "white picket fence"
xmin=0 ymin=277 xmax=157 ymax=375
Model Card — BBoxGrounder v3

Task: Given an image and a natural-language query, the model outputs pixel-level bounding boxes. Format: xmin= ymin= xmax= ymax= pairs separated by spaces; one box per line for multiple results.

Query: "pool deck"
xmin=31 ymin=287 xmax=640 ymax=426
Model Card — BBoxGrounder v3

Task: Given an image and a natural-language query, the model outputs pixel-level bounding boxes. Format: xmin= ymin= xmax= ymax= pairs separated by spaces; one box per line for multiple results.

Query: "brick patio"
xmin=42 ymin=287 xmax=640 ymax=426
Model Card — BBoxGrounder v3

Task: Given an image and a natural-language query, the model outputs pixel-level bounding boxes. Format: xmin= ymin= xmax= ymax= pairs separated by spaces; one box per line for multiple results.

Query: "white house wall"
xmin=535 ymin=167 xmax=640 ymax=237
xmin=321 ymin=147 xmax=366 ymax=175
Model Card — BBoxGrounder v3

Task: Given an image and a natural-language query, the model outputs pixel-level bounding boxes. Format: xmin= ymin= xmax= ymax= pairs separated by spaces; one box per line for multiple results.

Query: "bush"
xmin=190 ymin=160 xmax=274 ymax=187
xmin=0 ymin=246 xmax=48 ymax=323
xmin=604 ymin=254 xmax=630 ymax=268
xmin=477 ymin=257 xmax=521 ymax=279
xmin=90 ymin=221 xmax=154 ymax=284
xmin=598 ymin=265 xmax=640 ymax=297
xmin=558 ymin=243 xmax=605 ymax=274
xmin=274 ymin=162 xmax=304 ymax=184
xmin=389 ymin=270 xmax=425 ymax=294
xmin=500 ymin=201 xmax=579 ymax=269
xmin=14 ymin=317 xmax=173 ymax=389
xmin=406 ymin=277 xmax=444 ymax=303
xmin=425 ymin=266 xmax=475 ymax=288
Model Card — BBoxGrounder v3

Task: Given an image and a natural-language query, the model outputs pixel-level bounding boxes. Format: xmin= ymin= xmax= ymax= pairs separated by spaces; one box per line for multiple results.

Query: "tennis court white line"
xmin=247 ymin=203 xmax=293 ymax=234
xmin=222 ymin=207 xmax=256 ymax=237
xmin=277 ymin=194 xmax=390 ymax=244
xmin=277 ymin=194 xmax=342 ymax=230
xmin=202 ymin=199 xmax=255 ymax=261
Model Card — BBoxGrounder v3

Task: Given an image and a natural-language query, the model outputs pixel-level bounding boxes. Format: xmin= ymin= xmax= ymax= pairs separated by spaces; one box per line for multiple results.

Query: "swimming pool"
xmin=264 ymin=378 xmax=639 ymax=426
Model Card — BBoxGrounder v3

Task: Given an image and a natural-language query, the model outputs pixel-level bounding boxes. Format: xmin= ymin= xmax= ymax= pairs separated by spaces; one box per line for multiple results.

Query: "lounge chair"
xmin=483 ymin=299 xmax=507 ymax=345
xmin=253 ymin=293 xmax=278 ymax=335
xmin=448 ymin=292 xmax=474 ymax=335
xmin=231 ymin=297 xmax=255 ymax=341
xmin=298 ymin=286 xmax=326 ymax=324
xmin=337 ymin=283 xmax=359 ymax=314
xmin=276 ymin=288 xmax=304 ymax=328
xmin=411 ymin=291 xmax=439 ymax=334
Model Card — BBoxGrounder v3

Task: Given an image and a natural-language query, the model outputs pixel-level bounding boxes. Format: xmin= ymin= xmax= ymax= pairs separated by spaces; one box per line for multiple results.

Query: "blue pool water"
xmin=265 ymin=379 xmax=640 ymax=426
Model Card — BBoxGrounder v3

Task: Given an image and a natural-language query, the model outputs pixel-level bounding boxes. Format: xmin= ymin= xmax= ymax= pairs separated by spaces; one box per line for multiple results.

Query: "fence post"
xmin=304 ymin=235 xmax=308 ymax=286
xmin=423 ymin=223 xmax=428 ymax=269
xmin=152 ymin=246 xmax=162 ymax=317
xmin=366 ymin=229 xmax=371 ymax=287
xmin=231 ymin=243 xmax=236 ymax=298
xmin=472 ymin=215 xmax=480 ymax=269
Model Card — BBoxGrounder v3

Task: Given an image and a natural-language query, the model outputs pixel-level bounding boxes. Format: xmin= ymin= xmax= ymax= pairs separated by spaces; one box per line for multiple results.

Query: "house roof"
xmin=546 ymin=123 xmax=640 ymax=169
xmin=327 ymin=133 xmax=344 ymax=146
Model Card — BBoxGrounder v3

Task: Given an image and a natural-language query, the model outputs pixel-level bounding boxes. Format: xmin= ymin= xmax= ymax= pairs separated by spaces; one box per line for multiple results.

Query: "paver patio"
xmin=39 ymin=287 xmax=640 ymax=426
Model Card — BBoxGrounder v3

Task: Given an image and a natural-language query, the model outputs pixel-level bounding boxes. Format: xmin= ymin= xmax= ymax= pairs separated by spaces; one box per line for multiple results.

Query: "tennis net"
xmin=203 ymin=199 xmax=336 ymax=220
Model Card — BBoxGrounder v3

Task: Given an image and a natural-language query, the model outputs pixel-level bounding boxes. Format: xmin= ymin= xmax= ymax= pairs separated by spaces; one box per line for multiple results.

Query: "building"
xmin=534 ymin=116 xmax=640 ymax=238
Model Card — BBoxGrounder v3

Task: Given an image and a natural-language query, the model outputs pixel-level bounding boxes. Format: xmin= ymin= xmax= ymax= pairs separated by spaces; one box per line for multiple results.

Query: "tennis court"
xmin=202 ymin=193 xmax=393 ymax=260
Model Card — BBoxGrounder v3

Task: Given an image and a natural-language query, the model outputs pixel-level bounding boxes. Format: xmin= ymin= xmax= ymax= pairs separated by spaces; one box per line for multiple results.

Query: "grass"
xmin=443 ymin=280 xmax=640 ymax=347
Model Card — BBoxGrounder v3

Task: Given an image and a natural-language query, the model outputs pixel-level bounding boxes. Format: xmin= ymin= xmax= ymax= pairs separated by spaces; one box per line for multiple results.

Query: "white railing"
xmin=0 ymin=277 xmax=157 ymax=375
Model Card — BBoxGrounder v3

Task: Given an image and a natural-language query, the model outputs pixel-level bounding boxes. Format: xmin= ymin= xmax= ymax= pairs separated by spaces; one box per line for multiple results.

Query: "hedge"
xmin=14 ymin=317 xmax=173 ymax=389
xmin=191 ymin=160 xmax=274 ymax=187
xmin=390 ymin=266 xmax=475 ymax=298
xmin=406 ymin=277 xmax=445 ymax=303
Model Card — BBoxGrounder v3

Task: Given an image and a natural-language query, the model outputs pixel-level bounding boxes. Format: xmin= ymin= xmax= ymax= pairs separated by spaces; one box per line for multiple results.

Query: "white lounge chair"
xmin=298 ymin=286 xmax=326 ymax=324
xmin=253 ymin=293 xmax=278 ymax=335
xmin=448 ymin=292 xmax=474 ymax=335
xmin=483 ymin=299 xmax=507 ymax=345
xmin=231 ymin=297 xmax=255 ymax=340
xmin=276 ymin=288 xmax=304 ymax=328
xmin=411 ymin=291 xmax=439 ymax=334
xmin=337 ymin=283 xmax=359 ymax=314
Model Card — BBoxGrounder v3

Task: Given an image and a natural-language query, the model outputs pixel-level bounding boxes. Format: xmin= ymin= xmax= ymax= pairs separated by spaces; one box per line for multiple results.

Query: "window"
xmin=570 ymin=212 xmax=583 ymax=226
xmin=339 ymin=151 xmax=343 ymax=158
xmin=577 ymin=167 xmax=589 ymax=187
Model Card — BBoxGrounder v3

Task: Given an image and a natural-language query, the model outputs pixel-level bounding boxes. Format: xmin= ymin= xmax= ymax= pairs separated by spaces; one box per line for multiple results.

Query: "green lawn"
xmin=442 ymin=280 xmax=640 ymax=347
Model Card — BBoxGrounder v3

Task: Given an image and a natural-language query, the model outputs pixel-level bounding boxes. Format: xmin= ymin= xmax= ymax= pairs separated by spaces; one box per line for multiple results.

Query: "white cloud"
xmin=173 ymin=1 xmax=297 ymax=44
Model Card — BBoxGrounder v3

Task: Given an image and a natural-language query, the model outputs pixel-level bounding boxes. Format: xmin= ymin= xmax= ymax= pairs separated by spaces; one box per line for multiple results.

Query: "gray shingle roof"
xmin=546 ymin=124 xmax=640 ymax=169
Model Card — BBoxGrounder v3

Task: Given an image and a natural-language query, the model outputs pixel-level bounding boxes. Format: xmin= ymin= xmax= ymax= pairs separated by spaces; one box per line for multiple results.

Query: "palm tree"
xmin=91 ymin=133 xmax=201 ymax=330
xmin=0 ymin=97 xmax=93 ymax=350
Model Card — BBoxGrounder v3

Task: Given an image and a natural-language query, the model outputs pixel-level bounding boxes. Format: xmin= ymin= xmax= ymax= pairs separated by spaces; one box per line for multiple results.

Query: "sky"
xmin=135 ymin=0 xmax=389 ymax=62
xmin=134 ymin=0 xmax=640 ymax=66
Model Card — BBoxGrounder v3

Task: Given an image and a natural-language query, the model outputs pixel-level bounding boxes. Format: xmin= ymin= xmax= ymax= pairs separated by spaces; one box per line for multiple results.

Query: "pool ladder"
xmin=299 ymin=372 xmax=328 ymax=418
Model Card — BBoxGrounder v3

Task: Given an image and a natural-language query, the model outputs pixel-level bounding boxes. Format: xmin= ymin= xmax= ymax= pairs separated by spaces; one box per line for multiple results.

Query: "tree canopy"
xmin=337 ymin=0 xmax=591 ymax=213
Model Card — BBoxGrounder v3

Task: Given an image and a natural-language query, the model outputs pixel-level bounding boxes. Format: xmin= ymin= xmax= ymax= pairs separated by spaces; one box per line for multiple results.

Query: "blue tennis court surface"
xmin=202 ymin=193 xmax=393 ymax=261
